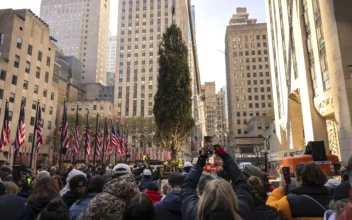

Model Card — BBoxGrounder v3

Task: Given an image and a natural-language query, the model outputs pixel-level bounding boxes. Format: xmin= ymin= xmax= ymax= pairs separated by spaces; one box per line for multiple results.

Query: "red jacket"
xmin=145 ymin=190 xmax=162 ymax=204
xmin=337 ymin=188 xmax=352 ymax=220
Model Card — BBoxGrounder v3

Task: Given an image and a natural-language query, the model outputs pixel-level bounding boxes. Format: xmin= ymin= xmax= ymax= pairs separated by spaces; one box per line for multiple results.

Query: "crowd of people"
xmin=0 ymin=145 xmax=351 ymax=220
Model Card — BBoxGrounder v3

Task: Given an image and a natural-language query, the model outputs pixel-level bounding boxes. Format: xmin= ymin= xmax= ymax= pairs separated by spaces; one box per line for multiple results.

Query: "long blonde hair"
xmin=197 ymin=179 xmax=242 ymax=220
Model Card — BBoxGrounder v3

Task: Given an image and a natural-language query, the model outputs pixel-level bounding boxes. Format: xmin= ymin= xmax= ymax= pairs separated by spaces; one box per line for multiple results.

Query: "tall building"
xmin=201 ymin=82 xmax=228 ymax=148
xmin=40 ymin=0 xmax=110 ymax=84
xmin=225 ymin=8 xmax=273 ymax=144
xmin=0 ymin=9 xmax=59 ymax=166
xmin=265 ymin=0 xmax=352 ymax=163
xmin=107 ymin=35 xmax=117 ymax=73
xmin=114 ymin=0 xmax=190 ymax=118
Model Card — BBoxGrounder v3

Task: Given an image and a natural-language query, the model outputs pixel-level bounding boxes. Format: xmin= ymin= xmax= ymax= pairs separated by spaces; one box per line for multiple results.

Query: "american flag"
xmin=117 ymin=126 xmax=125 ymax=156
xmin=60 ymin=101 xmax=69 ymax=152
xmin=14 ymin=102 xmax=25 ymax=153
xmin=124 ymin=134 xmax=129 ymax=154
xmin=104 ymin=119 xmax=111 ymax=155
xmin=83 ymin=114 xmax=91 ymax=156
xmin=95 ymin=117 xmax=101 ymax=157
xmin=72 ymin=106 xmax=80 ymax=157
xmin=0 ymin=100 xmax=10 ymax=151
xmin=35 ymin=105 xmax=43 ymax=156
xmin=111 ymin=123 xmax=119 ymax=152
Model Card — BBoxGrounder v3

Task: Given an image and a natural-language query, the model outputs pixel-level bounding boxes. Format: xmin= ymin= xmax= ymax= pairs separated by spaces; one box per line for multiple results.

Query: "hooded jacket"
xmin=181 ymin=152 xmax=255 ymax=220
xmin=267 ymin=185 xmax=331 ymax=220
xmin=69 ymin=193 xmax=98 ymax=220
xmin=154 ymin=190 xmax=182 ymax=220
xmin=76 ymin=174 xmax=137 ymax=220
xmin=145 ymin=190 xmax=162 ymax=204
xmin=62 ymin=190 xmax=83 ymax=208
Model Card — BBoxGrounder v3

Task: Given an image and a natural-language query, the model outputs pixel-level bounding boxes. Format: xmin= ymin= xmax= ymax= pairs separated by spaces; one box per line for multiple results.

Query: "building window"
xmin=17 ymin=37 xmax=22 ymax=49
xmin=14 ymin=55 xmax=20 ymax=68
xmin=42 ymin=104 xmax=45 ymax=113
xmin=237 ymin=112 xmax=240 ymax=117
xmin=36 ymin=67 xmax=41 ymax=79
xmin=262 ymin=103 xmax=266 ymax=108
xmin=47 ymin=121 xmax=51 ymax=129
xmin=32 ymin=100 xmax=37 ymax=110
xmin=237 ymin=129 xmax=242 ymax=135
xmin=9 ymin=93 xmax=15 ymax=103
xmin=0 ymin=34 xmax=4 ymax=44
xmin=0 ymin=70 xmax=6 ymax=81
xmin=46 ymin=57 xmax=51 ymax=67
xmin=43 ymin=89 xmax=47 ymax=97
xmin=34 ymin=85 xmax=39 ymax=94
xmin=27 ymin=44 xmax=33 ymax=55
xmin=45 ymin=72 xmax=49 ymax=83
xmin=0 ymin=89 xmax=3 ymax=99
xmin=28 ymin=134 xmax=33 ymax=143
xmin=49 ymin=106 xmax=53 ymax=115
xmin=257 ymin=123 xmax=262 ymax=130
xmin=25 ymin=61 xmax=31 ymax=73
xmin=50 ymin=92 xmax=54 ymax=100
xmin=237 ymin=119 xmax=241 ymax=125
xmin=23 ymin=80 xmax=28 ymax=90
xmin=38 ymin=51 xmax=42 ymax=61
xmin=93 ymin=105 xmax=97 ymax=110
xmin=30 ymin=117 xmax=35 ymax=126
xmin=12 ymin=75 xmax=17 ymax=85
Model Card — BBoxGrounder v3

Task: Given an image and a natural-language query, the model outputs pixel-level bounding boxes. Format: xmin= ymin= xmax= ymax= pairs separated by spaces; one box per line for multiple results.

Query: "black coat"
xmin=181 ymin=153 xmax=255 ymax=220
xmin=154 ymin=190 xmax=182 ymax=220
xmin=19 ymin=195 xmax=57 ymax=220
xmin=254 ymin=200 xmax=284 ymax=220
xmin=62 ymin=191 xmax=83 ymax=208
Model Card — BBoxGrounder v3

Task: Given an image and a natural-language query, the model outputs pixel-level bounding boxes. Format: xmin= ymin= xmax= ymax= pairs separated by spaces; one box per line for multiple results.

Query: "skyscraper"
xmin=114 ymin=0 xmax=191 ymax=117
xmin=225 ymin=8 xmax=273 ymax=142
xmin=107 ymin=35 xmax=117 ymax=73
xmin=265 ymin=0 xmax=352 ymax=163
xmin=40 ymin=0 xmax=110 ymax=84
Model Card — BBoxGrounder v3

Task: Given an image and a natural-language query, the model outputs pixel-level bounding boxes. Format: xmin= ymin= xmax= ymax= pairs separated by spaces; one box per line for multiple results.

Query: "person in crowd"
xmin=69 ymin=175 xmax=105 ymax=220
xmin=339 ymin=166 xmax=349 ymax=182
xmin=145 ymin=181 xmax=162 ymax=204
xmin=197 ymin=173 xmax=216 ymax=195
xmin=20 ymin=176 xmax=60 ymax=220
xmin=325 ymin=179 xmax=341 ymax=196
xmin=37 ymin=170 xmax=50 ymax=180
xmin=77 ymin=170 xmax=138 ymax=219
xmin=49 ymin=166 xmax=57 ymax=176
xmin=54 ymin=175 xmax=64 ymax=190
xmin=304 ymin=141 xmax=313 ymax=155
xmin=0 ymin=165 xmax=13 ymax=181
xmin=242 ymin=164 xmax=264 ymax=182
xmin=123 ymin=191 xmax=157 ymax=220
xmin=109 ymin=163 xmax=132 ymax=181
xmin=216 ymin=168 xmax=231 ymax=182
xmin=181 ymin=145 xmax=255 ymax=220
xmin=0 ymin=194 xmax=25 ymax=220
xmin=62 ymin=165 xmax=74 ymax=184
xmin=133 ymin=163 xmax=148 ymax=184
xmin=154 ymin=173 xmax=185 ymax=220
xmin=62 ymin=174 xmax=87 ymax=208
xmin=3 ymin=181 xmax=19 ymax=195
xmin=247 ymin=176 xmax=284 ymax=220
xmin=152 ymin=167 xmax=162 ymax=181
xmin=139 ymin=169 xmax=153 ymax=191
xmin=60 ymin=169 xmax=86 ymax=196
xmin=333 ymin=156 xmax=352 ymax=220
xmin=37 ymin=197 xmax=70 ymax=220
xmin=182 ymin=162 xmax=193 ymax=176
xmin=267 ymin=162 xmax=331 ymax=219
xmin=324 ymin=179 xmax=350 ymax=220
xmin=104 ymin=165 xmax=112 ymax=179
xmin=161 ymin=183 xmax=169 ymax=200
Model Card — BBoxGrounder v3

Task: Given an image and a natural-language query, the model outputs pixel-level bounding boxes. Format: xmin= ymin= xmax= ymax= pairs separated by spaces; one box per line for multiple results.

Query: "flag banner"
xmin=14 ymin=102 xmax=25 ymax=153
xmin=0 ymin=100 xmax=10 ymax=151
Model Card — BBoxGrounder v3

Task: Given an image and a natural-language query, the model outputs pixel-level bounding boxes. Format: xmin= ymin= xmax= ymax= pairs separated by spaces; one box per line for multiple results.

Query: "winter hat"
xmin=37 ymin=170 xmax=50 ymax=180
xmin=69 ymin=174 xmax=87 ymax=190
xmin=112 ymin=163 xmax=132 ymax=175
xmin=143 ymin=169 xmax=152 ymax=176
xmin=0 ymin=182 xmax=5 ymax=195
xmin=60 ymin=169 xmax=86 ymax=196
xmin=146 ymin=181 xmax=158 ymax=191
xmin=243 ymin=164 xmax=264 ymax=181
xmin=184 ymin=162 xmax=193 ymax=168
xmin=0 ymin=194 xmax=25 ymax=220
xmin=198 ymin=173 xmax=216 ymax=195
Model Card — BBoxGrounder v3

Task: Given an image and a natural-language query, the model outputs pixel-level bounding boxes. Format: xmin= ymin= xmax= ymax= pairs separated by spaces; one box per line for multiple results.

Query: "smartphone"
xmin=13 ymin=165 xmax=22 ymax=181
xmin=282 ymin=166 xmax=291 ymax=184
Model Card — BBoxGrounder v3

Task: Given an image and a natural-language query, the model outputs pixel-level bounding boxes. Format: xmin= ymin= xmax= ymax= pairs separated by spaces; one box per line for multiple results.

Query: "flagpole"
xmin=29 ymin=99 xmax=40 ymax=169
xmin=58 ymin=98 xmax=66 ymax=174
xmin=93 ymin=112 xmax=99 ymax=166
xmin=84 ymin=109 xmax=89 ymax=163
xmin=101 ymin=117 xmax=106 ymax=165
xmin=72 ymin=102 xmax=79 ymax=166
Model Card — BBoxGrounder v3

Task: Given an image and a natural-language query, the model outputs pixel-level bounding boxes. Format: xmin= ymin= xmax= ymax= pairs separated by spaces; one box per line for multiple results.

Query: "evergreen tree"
xmin=153 ymin=24 xmax=194 ymax=160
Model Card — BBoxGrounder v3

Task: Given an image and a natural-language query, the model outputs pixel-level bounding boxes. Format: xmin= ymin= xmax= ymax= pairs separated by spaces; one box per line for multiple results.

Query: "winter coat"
xmin=254 ymin=199 xmax=284 ymax=220
xmin=145 ymin=190 xmax=162 ymax=204
xmin=267 ymin=185 xmax=331 ymax=220
xmin=62 ymin=191 xmax=83 ymax=208
xmin=76 ymin=174 xmax=138 ymax=220
xmin=337 ymin=187 xmax=352 ymax=220
xmin=19 ymin=195 xmax=58 ymax=220
xmin=69 ymin=193 xmax=98 ymax=220
xmin=181 ymin=152 xmax=255 ymax=220
xmin=154 ymin=190 xmax=182 ymax=220
xmin=138 ymin=178 xmax=153 ymax=191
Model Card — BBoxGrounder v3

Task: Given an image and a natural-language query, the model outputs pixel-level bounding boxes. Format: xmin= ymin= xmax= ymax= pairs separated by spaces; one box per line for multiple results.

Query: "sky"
xmin=1 ymin=0 xmax=266 ymax=91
